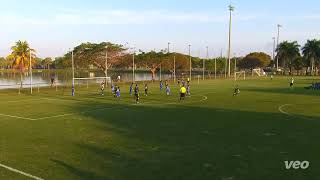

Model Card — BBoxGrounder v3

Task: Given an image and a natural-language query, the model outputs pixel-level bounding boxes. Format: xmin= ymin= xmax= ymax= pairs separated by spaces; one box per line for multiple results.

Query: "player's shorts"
xmin=180 ymin=93 xmax=186 ymax=98
xmin=290 ymin=83 xmax=294 ymax=86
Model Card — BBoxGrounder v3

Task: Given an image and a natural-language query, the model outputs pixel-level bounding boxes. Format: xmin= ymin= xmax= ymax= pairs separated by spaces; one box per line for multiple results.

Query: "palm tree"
xmin=302 ymin=39 xmax=320 ymax=76
xmin=276 ymin=41 xmax=301 ymax=75
xmin=293 ymin=56 xmax=303 ymax=75
xmin=8 ymin=41 xmax=35 ymax=89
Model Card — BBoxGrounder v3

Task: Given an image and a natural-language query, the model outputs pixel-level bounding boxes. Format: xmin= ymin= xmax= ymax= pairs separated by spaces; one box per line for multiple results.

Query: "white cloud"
xmin=0 ymin=9 xmax=256 ymax=25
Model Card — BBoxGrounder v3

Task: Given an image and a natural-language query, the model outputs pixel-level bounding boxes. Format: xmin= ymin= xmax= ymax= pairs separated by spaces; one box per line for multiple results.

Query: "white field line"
xmin=278 ymin=104 xmax=293 ymax=116
xmin=0 ymin=113 xmax=36 ymax=121
xmin=35 ymin=113 xmax=76 ymax=121
xmin=5 ymin=98 xmax=44 ymax=103
xmin=0 ymin=163 xmax=44 ymax=180
xmin=2 ymin=97 xmax=71 ymax=104
xmin=0 ymin=94 xmax=208 ymax=121
xmin=278 ymin=102 xmax=320 ymax=120
xmin=35 ymin=107 xmax=114 ymax=121
xmin=142 ymin=95 xmax=208 ymax=106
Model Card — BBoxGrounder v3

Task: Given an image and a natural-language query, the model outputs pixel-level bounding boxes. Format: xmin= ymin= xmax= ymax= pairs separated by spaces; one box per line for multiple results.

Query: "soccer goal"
xmin=252 ymin=68 xmax=266 ymax=77
xmin=73 ymin=77 xmax=111 ymax=89
xmin=234 ymin=71 xmax=246 ymax=81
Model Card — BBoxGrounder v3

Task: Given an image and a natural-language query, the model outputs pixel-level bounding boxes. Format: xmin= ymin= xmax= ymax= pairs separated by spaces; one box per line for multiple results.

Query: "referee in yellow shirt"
xmin=180 ymin=85 xmax=187 ymax=101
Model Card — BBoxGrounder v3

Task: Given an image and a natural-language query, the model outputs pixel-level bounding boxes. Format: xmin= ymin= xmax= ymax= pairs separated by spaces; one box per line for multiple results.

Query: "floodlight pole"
xmin=276 ymin=24 xmax=281 ymax=71
xmin=29 ymin=50 xmax=33 ymax=94
xmin=71 ymin=50 xmax=75 ymax=96
xmin=227 ymin=4 xmax=234 ymax=78
xmin=189 ymin=44 xmax=192 ymax=81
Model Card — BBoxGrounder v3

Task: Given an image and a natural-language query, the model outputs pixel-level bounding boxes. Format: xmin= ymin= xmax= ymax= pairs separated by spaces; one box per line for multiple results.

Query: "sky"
xmin=0 ymin=0 xmax=319 ymax=58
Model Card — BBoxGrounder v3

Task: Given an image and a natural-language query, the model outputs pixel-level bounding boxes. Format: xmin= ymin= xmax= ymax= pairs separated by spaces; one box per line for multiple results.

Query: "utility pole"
xmin=105 ymin=46 xmax=108 ymax=85
xmin=276 ymin=24 xmax=282 ymax=71
xmin=29 ymin=50 xmax=33 ymax=94
xmin=71 ymin=49 xmax=75 ymax=96
xmin=214 ymin=57 xmax=217 ymax=79
xmin=227 ymin=4 xmax=234 ymax=78
xmin=168 ymin=42 xmax=173 ymax=82
xmin=160 ymin=64 xmax=162 ymax=81
xmin=189 ymin=44 xmax=192 ymax=81
xmin=173 ymin=44 xmax=176 ymax=83
xmin=133 ymin=47 xmax=135 ymax=82
xmin=204 ymin=46 xmax=208 ymax=80
xmin=234 ymin=56 xmax=237 ymax=76
xmin=272 ymin=37 xmax=276 ymax=67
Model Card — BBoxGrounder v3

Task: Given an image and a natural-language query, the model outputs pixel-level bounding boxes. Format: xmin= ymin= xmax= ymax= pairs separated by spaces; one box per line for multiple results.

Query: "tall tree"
xmin=302 ymin=39 xmax=320 ymax=75
xmin=293 ymin=56 xmax=303 ymax=75
xmin=238 ymin=52 xmax=271 ymax=71
xmin=42 ymin=57 xmax=53 ymax=69
xmin=161 ymin=53 xmax=189 ymax=73
xmin=0 ymin=57 xmax=9 ymax=69
xmin=136 ymin=51 xmax=165 ymax=81
xmin=276 ymin=41 xmax=301 ymax=75
xmin=7 ymin=40 xmax=36 ymax=88
xmin=68 ymin=42 xmax=127 ymax=76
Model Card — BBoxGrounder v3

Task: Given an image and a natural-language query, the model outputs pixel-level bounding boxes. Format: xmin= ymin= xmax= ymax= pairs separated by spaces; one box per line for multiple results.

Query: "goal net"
xmin=252 ymin=68 xmax=266 ymax=77
xmin=235 ymin=71 xmax=246 ymax=81
xmin=73 ymin=77 xmax=111 ymax=95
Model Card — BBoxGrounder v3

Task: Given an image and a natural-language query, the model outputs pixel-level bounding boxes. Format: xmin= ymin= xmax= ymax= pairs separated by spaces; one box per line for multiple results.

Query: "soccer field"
xmin=0 ymin=76 xmax=319 ymax=180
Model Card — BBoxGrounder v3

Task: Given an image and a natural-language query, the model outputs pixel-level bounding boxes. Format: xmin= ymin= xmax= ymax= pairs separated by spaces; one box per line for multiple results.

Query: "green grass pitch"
xmin=0 ymin=76 xmax=319 ymax=180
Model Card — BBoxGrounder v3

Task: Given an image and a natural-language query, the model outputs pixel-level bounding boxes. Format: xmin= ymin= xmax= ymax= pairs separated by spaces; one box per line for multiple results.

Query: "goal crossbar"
xmin=252 ymin=68 xmax=266 ymax=77
xmin=235 ymin=71 xmax=246 ymax=81
xmin=73 ymin=77 xmax=111 ymax=80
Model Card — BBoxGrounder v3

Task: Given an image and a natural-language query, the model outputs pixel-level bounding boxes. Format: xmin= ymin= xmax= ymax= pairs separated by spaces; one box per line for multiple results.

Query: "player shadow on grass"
xmin=68 ymin=101 xmax=320 ymax=180
xmin=51 ymin=159 xmax=108 ymax=180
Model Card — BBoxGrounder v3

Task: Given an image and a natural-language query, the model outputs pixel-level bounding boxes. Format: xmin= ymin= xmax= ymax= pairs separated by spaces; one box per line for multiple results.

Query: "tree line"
xmin=238 ymin=40 xmax=320 ymax=75
xmin=1 ymin=39 xmax=320 ymax=80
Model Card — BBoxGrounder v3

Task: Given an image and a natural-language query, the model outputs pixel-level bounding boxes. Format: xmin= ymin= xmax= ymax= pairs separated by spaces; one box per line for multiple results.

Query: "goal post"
xmin=73 ymin=77 xmax=111 ymax=94
xmin=252 ymin=68 xmax=266 ymax=77
xmin=235 ymin=71 xmax=246 ymax=81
